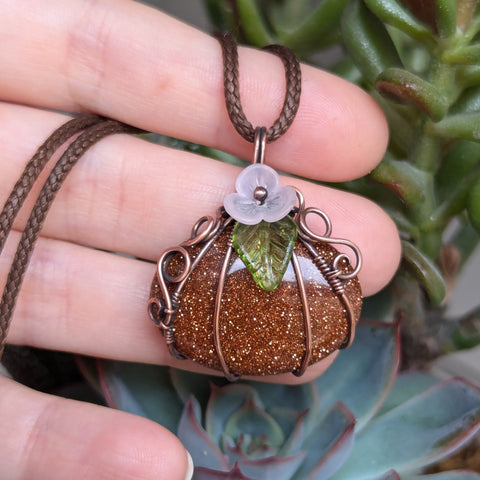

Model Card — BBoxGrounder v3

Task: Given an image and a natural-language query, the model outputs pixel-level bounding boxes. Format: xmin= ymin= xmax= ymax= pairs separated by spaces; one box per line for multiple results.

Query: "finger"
xmin=2 ymin=230 xmax=335 ymax=384
xmin=1 ymin=104 xmax=400 ymax=293
xmin=3 ymin=227 xmax=393 ymax=384
xmin=0 ymin=375 xmax=192 ymax=480
xmin=0 ymin=0 xmax=388 ymax=181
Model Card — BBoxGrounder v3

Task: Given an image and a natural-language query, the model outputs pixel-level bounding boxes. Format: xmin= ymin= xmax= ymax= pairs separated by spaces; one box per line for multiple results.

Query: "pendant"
xmin=149 ymin=128 xmax=362 ymax=380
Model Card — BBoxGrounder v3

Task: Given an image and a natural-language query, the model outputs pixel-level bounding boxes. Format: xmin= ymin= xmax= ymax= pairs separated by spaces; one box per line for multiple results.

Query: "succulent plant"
xmin=202 ymin=0 xmax=480 ymax=364
xmin=83 ymin=1 xmax=480 ymax=478
xmin=87 ymin=320 xmax=480 ymax=479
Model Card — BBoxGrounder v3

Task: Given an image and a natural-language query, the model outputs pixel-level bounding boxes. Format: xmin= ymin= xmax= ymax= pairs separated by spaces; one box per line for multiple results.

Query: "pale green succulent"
xmin=83 ymin=1 xmax=480 ymax=478
xmin=89 ymin=321 xmax=480 ymax=479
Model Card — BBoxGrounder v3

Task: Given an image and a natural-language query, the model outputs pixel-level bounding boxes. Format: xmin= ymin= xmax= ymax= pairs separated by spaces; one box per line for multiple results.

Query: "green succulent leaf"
xmin=97 ymin=360 xmax=182 ymax=432
xmin=341 ymin=0 xmax=402 ymax=85
xmin=375 ymin=68 xmax=448 ymax=120
xmin=206 ymin=384 xmax=263 ymax=446
xmin=467 ymin=177 xmax=480 ymax=234
xmin=277 ymin=410 xmax=309 ymax=457
xmin=222 ymin=435 xmax=277 ymax=463
xmin=178 ymin=397 xmax=229 ymax=471
xmin=402 ymin=241 xmax=446 ymax=305
xmin=265 ymin=408 xmax=302 ymax=444
xmin=244 ymin=381 xmax=318 ymax=421
xmin=363 ymin=0 xmax=436 ymax=45
xmin=236 ymin=0 xmax=273 ymax=46
xmin=436 ymin=140 xmax=480 ymax=201
xmin=371 ymin=158 xmax=432 ymax=205
xmin=427 ymin=112 xmax=480 ymax=140
xmin=431 ymin=137 xmax=480 ymax=228
xmin=236 ymin=453 xmax=306 ymax=480
xmin=390 ymin=0 xmax=458 ymax=38
xmin=170 ymin=368 xmax=224 ymax=407
xmin=203 ymin=0 xmax=238 ymax=34
xmin=457 ymin=65 xmax=480 ymax=88
xmin=372 ymin=93 xmax=414 ymax=155
xmin=314 ymin=322 xmax=400 ymax=430
xmin=377 ymin=371 xmax=439 ymax=416
xmin=434 ymin=0 xmax=458 ymax=37
xmin=224 ymin=398 xmax=285 ymax=456
xmin=444 ymin=44 xmax=480 ymax=64
xmin=332 ymin=379 xmax=480 ymax=479
xmin=451 ymin=85 xmax=480 ymax=114
xmin=233 ymin=216 xmax=297 ymax=291
xmin=429 ymin=167 xmax=480 ymax=230
xmin=294 ymin=403 xmax=355 ymax=480
xmin=279 ymin=0 xmax=349 ymax=52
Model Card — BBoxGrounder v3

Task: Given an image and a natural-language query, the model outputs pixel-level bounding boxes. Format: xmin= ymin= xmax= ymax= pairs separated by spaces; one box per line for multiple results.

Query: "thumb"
xmin=0 ymin=374 xmax=193 ymax=480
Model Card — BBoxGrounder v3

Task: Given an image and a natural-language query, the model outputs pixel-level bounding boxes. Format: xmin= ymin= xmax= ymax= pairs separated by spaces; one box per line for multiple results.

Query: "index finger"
xmin=0 ymin=0 xmax=388 ymax=181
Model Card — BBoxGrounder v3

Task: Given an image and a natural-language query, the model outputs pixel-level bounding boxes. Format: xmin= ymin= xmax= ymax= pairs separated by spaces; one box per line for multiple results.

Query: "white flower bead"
xmin=224 ymin=164 xmax=297 ymax=225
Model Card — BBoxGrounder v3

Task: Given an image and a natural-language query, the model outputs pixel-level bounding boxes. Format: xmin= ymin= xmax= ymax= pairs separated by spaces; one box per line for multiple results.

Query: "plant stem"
xmin=407 ymin=58 xmax=457 ymax=259
xmin=411 ymin=129 xmax=440 ymax=172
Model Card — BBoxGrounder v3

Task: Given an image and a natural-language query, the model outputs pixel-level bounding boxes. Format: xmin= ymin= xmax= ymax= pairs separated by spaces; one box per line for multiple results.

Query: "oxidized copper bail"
xmin=253 ymin=127 xmax=267 ymax=164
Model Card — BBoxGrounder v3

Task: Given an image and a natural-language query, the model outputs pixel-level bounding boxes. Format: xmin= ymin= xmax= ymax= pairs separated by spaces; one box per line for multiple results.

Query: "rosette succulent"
xmin=90 ymin=321 xmax=480 ymax=479
xmin=200 ymin=0 xmax=480 ymax=362
xmin=83 ymin=1 xmax=480 ymax=478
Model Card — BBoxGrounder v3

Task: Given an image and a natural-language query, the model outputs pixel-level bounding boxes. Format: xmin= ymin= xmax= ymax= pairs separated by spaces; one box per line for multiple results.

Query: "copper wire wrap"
xmin=213 ymin=235 xmax=239 ymax=382
xmin=149 ymin=33 xmax=362 ymax=379
xmin=291 ymin=252 xmax=312 ymax=377
xmin=214 ymin=31 xmax=301 ymax=143
xmin=0 ymin=118 xmax=140 ymax=358
xmin=152 ymin=201 xmax=362 ymax=378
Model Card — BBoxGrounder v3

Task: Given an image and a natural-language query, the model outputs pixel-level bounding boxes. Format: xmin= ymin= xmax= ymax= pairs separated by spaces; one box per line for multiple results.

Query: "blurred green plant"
xmin=203 ymin=0 xmax=480 ymax=364
xmin=85 ymin=322 xmax=480 ymax=479
xmin=97 ymin=1 xmax=480 ymax=478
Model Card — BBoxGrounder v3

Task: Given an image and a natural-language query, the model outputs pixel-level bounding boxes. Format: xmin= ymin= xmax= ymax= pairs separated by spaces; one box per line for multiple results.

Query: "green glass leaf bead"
xmin=232 ymin=215 xmax=298 ymax=291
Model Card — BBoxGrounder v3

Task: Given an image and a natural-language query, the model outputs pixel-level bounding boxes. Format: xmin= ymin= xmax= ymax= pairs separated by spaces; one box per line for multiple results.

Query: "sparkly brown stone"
xmin=150 ymin=225 xmax=362 ymax=377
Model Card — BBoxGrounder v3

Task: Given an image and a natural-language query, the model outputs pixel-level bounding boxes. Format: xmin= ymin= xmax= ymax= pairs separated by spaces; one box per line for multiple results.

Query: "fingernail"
xmin=184 ymin=450 xmax=194 ymax=480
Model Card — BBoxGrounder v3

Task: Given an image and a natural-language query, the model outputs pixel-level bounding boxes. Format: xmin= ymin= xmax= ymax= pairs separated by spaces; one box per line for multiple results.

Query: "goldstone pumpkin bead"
xmin=150 ymin=224 xmax=362 ymax=377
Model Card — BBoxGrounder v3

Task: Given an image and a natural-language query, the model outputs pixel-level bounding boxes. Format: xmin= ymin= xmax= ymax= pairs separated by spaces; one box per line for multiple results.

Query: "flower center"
xmin=253 ymin=186 xmax=268 ymax=205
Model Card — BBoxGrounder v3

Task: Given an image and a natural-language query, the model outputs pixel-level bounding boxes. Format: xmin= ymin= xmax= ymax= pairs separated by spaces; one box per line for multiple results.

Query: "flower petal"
xmin=260 ymin=186 xmax=297 ymax=223
xmin=224 ymin=193 xmax=263 ymax=225
xmin=235 ymin=164 xmax=279 ymax=197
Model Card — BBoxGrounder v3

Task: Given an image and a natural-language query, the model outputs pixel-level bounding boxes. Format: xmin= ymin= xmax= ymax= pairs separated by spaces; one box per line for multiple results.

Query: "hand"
xmin=0 ymin=1 xmax=401 ymax=478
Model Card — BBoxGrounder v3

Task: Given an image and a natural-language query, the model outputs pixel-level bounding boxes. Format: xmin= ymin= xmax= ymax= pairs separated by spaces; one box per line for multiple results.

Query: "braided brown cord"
xmin=214 ymin=31 xmax=301 ymax=143
xmin=0 ymin=114 xmax=104 ymax=256
xmin=0 ymin=120 xmax=137 ymax=358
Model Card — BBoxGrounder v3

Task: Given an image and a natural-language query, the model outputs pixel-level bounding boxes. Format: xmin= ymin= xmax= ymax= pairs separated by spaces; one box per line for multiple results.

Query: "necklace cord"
xmin=0 ymin=119 xmax=139 ymax=358
xmin=214 ymin=31 xmax=301 ymax=143
xmin=0 ymin=31 xmax=301 ymax=359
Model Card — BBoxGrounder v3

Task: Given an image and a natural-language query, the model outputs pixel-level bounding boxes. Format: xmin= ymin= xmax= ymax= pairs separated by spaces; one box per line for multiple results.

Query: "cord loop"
xmin=214 ymin=31 xmax=301 ymax=143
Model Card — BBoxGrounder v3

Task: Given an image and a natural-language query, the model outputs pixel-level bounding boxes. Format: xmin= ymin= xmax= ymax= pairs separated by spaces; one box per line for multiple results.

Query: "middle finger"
xmin=1 ymin=104 xmax=399 ymax=294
